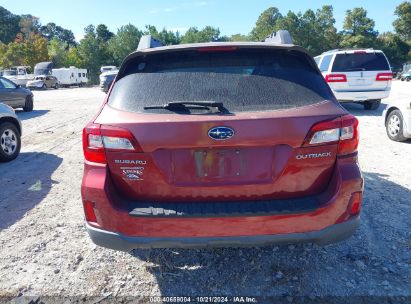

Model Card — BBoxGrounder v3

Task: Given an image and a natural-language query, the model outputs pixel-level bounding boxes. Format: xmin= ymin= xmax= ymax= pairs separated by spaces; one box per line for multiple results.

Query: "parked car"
xmin=383 ymin=99 xmax=411 ymax=142
xmin=0 ymin=102 xmax=22 ymax=162
xmin=27 ymin=75 xmax=59 ymax=90
xmin=398 ymin=63 xmax=411 ymax=81
xmin=100 ymin=66 xmax=117 ymax=73
xmin=0 ymin=77 xmax=33 ymax=112
xmin=82 ymin=32 xmax=363 ymax=251
xmin=400 ymin=69 xmax=411 ymax=81
xmin=314 ymin=49 xmax=392 ymax=110
xmin=99 ymin=70 xmax=118 ymax=93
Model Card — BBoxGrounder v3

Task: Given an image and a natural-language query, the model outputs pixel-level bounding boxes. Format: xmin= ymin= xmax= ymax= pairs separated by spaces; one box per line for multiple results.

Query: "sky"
xmin=0 ymin=0 xmax=405 ymax=41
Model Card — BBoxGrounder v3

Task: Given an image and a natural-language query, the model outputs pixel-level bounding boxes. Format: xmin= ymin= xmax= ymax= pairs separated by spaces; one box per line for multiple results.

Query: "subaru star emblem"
xmin=208 ymin=126 xmax=234 ymax=140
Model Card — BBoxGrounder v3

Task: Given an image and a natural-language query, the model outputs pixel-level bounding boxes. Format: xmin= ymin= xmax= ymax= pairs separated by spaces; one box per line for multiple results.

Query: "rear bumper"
xmin=86 ymin=216 xmax=360 ymax=251
xmin=333 ymin=90 xmax=390 ymax=102
xmin=81 ymin=155 xmax=363 ymax=250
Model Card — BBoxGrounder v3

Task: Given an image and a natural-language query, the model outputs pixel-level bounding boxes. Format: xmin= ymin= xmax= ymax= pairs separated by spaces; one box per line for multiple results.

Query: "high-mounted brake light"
xmin=197 ymin=46 xmax=237 ymax=52
xmin=376 ymin=73 xmax=393 ymax=81
xmin=304 ymin=114 xmax=359 ymax=155
xmin=325 ymin=74 xmax=347 ymax=82
xmin=82 ymin=123 xmax=142 ymax=164
xmin=353 ymin=51 xmax=367 ymax=54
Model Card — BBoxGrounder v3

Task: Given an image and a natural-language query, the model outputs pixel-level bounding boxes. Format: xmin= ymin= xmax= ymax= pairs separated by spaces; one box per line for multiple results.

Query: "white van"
xmin=314 ymin=49 xmax=392 ymax=110
xmin=52 ymin=67 xmax=88 ymax=87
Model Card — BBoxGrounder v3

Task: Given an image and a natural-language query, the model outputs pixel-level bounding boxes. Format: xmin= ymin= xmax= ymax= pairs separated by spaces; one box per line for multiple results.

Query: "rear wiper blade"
xmin=144 ymin=101 xmax=229 ymax=113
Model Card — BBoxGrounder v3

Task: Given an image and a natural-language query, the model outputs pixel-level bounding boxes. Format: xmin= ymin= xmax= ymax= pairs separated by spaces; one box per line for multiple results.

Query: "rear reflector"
xmin=304 ymin=114 xmax=359 ymax=155
xmin=349 ymin=192 xmax=363 ymax=215
xmin=376 ymin=73 xmax=393 ymax=81
xmin=325 ymin=74 xmax=347 ymax=82
xmin=82 ymin=123 xmax=142 ymax=164
xmin=84 ymin=201 xmax=97 ymax=222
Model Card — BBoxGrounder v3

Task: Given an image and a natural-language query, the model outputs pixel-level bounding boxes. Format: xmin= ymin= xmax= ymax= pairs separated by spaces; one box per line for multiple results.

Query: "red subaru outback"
xmin=81 ymin=34 xmax=363 ymax=251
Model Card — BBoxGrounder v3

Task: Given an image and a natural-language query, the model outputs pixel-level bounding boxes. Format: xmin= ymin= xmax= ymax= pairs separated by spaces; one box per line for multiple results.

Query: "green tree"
xmin=377 ymin=32 xmax=410 ymax=66
xmin=78 ymin=25 xmax=112 ymax=83
xmin=0 ymin=34 xmax=49 ymax=68
xmin=229 ymin=33 xmax=251 ymax=41
xmin=144 ymin=25 xmax=181 ymax=45
xmin=181 ymin=26 xmax=222 ymax=43
xmin=340 ymin=8 xmax=378 ymax=48
xmin=250 ymin=7 xmax=282 ymax=41
xmin=108 ymin=24 xmax=143 ymax=66
xmin=393 ymin=1 xmax=411 ymax=41
xmin=0 ymin=6 xmax=20 ymax=43
xmin=96 ymin=24 xmax=114 ymax=43
xmin=315 ymin=5 xmax=340 ymax=52
xmin=40 ymin=22 xmax=76 ymax=46
xmin=19 ymin=15 xmax=41 ymax=41
xmin=64 ymin=47 xmax=83 ymax=67
xmin=48 ymin=37 xmax=68 ymax=67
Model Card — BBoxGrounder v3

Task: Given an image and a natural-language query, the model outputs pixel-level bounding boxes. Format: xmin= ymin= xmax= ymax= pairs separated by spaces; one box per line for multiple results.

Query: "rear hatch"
xmin=92 ymin=46 xmax=352 ymax=202
xmin=329 ymin=51 xmax=391 ymax=92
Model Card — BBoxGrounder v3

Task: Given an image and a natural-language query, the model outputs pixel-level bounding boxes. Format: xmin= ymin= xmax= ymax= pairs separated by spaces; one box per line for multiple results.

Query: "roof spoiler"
xmin=137 ymin=35 xmax=164 ymax=51
xmin=264 ymin=30 xmax=293 ymax=45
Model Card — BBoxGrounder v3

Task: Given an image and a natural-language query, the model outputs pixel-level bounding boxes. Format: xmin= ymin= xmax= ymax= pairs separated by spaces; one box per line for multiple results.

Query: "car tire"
xmin=23 ymin=96 xmax=33 ymax=112
xmin=0 ymin=122 xmax=21 ymax=162
xmin=363 ymin=99 xmax=381 ymax=110
xmin=406 ymin=77 xmax=410 ymax=82
xmin=386 ymin=110 xmax=407 ymax=142
xmin=54 ymin=83 xmax=59 ymax=89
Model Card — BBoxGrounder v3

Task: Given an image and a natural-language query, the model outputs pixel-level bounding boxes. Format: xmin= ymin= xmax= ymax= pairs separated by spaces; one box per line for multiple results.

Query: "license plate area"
xmin=171 ymin=147 xmax=273 ymax=186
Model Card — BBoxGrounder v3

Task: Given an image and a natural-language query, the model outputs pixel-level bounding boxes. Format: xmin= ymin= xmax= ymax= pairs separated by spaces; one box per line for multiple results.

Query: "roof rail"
xmin=137 ymin=35 xmax=164 ymax=51
xmin=264 ymin=30 xmax=293 ymax=45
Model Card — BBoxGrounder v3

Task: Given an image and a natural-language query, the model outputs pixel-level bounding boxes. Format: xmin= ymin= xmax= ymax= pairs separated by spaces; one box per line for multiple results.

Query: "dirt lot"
xmin=0 ymin=82 xmax=410 ymax=302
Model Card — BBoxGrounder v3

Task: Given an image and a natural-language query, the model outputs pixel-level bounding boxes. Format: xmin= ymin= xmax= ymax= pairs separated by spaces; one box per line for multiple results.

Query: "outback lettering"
xmin=296 ymin=152 xmax=332 ymax=160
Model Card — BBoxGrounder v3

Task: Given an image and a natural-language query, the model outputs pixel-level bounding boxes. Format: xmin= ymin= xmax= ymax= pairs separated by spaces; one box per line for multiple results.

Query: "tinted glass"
xmin=319 ymin=55 xmax=333 ymax=72
xmin=332 ymin=53 xmax=390 ymax=72
xmin=109 ymin=49 xmax=333 ymax=114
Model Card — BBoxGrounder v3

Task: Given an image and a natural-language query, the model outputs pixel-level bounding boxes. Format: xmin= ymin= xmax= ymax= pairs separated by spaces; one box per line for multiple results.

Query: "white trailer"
xmin=52 ymin=67 xmax=88 ymax=87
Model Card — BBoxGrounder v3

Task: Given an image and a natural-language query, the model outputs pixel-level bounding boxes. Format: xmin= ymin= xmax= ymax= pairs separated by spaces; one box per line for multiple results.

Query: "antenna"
xmin=264 ymin=30 xmax=293 ymax=44
xmin=137 ymin=35 xmax=164 ymax=51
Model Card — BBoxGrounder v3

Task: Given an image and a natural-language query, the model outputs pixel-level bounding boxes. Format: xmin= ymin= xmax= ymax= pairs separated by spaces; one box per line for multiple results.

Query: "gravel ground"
xmin=0 ymin=82 xmax=410 ymax=302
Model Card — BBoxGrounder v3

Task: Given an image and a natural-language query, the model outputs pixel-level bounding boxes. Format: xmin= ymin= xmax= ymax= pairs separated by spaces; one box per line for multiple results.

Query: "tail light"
xmin=304 ymin=114 xmax=359 ymax=155
xmin=376 ymin=73 xmax=393 ymax=81
xmin=325 ymin=74 xmax=347 ymax=82
xmin=82 ymin=123 xmax=142 ymax=164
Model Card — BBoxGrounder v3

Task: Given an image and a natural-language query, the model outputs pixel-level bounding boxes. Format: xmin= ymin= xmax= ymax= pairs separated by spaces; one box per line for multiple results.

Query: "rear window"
xmin=332 ymin=53 xmax=390 ymax=72
xmin=109 ymin=48 xmax=333 ymax=113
